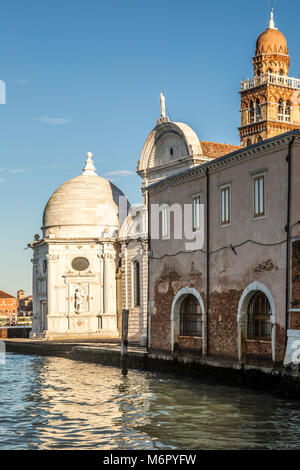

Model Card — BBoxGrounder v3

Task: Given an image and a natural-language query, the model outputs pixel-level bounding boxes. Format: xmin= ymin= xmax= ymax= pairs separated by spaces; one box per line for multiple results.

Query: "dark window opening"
xmin=134 ymin=261 xmax=141 ymax=307
xmin=278 ymin=99 xmax=284 ymax=121
xmin=180 ymin=295 xmax=202 ymax=337
xmin=285 ymin=100 xmax=291 ymax=122
xmin=256 ymin=99 xmax=261 ymax=121
xmin=249 ymin=101 xmax=255 ymax=123
xmin=247 ymin=291 xmax=272 ymax=340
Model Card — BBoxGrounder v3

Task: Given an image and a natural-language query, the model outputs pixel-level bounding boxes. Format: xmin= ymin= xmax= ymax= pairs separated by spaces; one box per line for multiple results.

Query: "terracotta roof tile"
xmin=200 ymin=141 xmax=242 ymax=159
xmin=21 ymin=295 xmax=32 ymax=301
xmin=0 ymin=290 xmax=15 ymax=299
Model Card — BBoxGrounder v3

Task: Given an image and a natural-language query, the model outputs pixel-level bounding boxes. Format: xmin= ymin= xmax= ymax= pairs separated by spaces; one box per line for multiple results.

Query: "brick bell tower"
xmin=239 ymin=9 xmax=300 ymax=146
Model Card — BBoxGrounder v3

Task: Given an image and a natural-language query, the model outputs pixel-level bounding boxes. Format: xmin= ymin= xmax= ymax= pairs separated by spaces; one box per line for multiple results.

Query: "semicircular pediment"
xmin=138 ymin=121 xmax=202 ymax=174
xmin=149 ymin=130 xmax=189 ymax=168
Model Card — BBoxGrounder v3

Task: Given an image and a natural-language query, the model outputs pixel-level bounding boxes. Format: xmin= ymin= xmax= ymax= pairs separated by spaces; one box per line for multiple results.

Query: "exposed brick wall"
xmin=241 ymin=321 xmax=285 ymax=363
xmin=245 ymin=340 xmax=272 ymax=357
xmin=151 ymin=268 xmax=182 ymax=352
xmin=292 ymin=240 xmax=300 ymax=309
xmin=151 ymin=269 xmax=242 ymax=360
xmin=178 ymin=337 xmax=202 ymax=353
xmin=275 ymin=324 xmax=286 ymax=363
xmin=208 ymin=290 xmax=242 ymax=360
xmin=151 ymin=270 xmax=283 ymax=362
xmin=290 ymin=313 xmax=300 ymax=329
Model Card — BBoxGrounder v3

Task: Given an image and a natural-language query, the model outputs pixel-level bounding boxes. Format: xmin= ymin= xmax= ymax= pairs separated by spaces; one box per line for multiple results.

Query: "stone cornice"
xmin=239 ymin=121 xmax=300 ymax=131
xmin=143 ymin=131 xmax=300 ymax=194
xmin=30 ymin=237 xmax=120 ymax=248
xmin=137 ymin=154 xmax=192 ymax=177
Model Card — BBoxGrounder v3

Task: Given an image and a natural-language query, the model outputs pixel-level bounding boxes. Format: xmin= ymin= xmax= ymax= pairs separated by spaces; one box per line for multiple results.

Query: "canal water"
xmin=1 ymin=353 xmax=300 ymax=450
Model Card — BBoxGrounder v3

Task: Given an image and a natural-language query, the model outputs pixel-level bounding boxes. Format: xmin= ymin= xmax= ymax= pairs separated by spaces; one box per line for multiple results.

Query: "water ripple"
xmin=1 ymin=353 xmax=300 ymax=449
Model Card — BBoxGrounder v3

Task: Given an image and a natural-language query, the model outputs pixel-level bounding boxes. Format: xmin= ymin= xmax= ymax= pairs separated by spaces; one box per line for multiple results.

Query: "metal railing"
xmin=247 ymin=320 xmax=272 ymax=340
xmin=241 ymin=73 xmax=300 ymax=92
xmin=180 ymin=318 xmax=202 ymax=337
xmin=0 ymin=316 xmax=32 ymax=326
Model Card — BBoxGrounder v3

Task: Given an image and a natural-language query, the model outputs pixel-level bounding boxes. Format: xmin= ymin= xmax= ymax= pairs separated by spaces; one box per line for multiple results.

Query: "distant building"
xmin=17 ymin=290 xmax=32 ymax=317
xmin=0 ymin=290 xmax=17 ymax=319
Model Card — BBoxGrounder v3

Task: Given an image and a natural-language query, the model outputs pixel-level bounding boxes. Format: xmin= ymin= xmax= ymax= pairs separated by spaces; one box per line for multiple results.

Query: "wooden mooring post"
xmin=121 ymin=309 xmax=129 ymax=375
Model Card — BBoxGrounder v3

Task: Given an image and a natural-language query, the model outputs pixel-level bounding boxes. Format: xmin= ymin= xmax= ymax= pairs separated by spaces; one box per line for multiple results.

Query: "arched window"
xmin=249 ymin=101 xmax=255 ymax=123
xmin=43 ymin=259 xmax=47 ymax=273
xmin=247 ymin=291 xmax=271 ymax=340
xmin=285 ymin=100 xmax=291 ymax=122
xmin=256 ymin=99 xmax=261 ymax=121
xmin=257 ymin=135 xmax=263 ymax=143
xmin=278 ymin=99 xmax=284 ymax=121
xmin=180 ymin=295 xmax=202 ymax=336
xmin=133 ymin=260 xmax=141 ymax=307
xmin=279 ymin=69 xmax=284 ymax=76
xmin=247 ymin=138 xmax=252 ymax=147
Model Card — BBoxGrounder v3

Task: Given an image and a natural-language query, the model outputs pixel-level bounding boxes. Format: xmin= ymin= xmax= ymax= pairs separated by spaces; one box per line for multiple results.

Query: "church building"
xmin=30 ymin=10 xmax=300 ymax=366
xmin=30 ymin=149 xmax=149 ymax=343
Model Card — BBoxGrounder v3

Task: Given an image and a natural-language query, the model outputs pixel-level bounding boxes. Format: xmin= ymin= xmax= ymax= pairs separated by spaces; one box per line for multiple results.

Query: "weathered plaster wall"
xmin=148 ymin=140 xmax=294 ymax=363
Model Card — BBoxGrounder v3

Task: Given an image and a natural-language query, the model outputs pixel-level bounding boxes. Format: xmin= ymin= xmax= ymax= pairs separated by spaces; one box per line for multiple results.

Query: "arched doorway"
xmin=237 ymin=281 xmax=275 ymax=362
xmin=171 ymin=287 xmax=204 ymax=352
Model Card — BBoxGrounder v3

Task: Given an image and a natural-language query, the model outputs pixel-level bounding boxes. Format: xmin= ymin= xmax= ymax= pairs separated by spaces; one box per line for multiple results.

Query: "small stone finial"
xmin=82 ymin=152 xmax=97 ymax=176
xmin=269 ymin=8 xmax=277 ymax=30
xmin=160 ymin=91 xmax=166 ymax=118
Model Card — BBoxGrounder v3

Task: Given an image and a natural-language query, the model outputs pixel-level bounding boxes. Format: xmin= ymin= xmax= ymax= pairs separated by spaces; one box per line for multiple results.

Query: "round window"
xmin=72 ymin=257 xmax=89 ymax=271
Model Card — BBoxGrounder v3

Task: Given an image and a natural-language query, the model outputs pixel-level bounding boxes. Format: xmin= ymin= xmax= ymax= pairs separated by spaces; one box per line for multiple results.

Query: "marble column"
xmin=31 ymin=256 xmax=39 ymax=334
xmin=98 ymin=252 xmax=104 ymax=314
xmin=46 ymin=254 xmax=59 ymax=317
xmin=103 ymin=246 xmax=117 ymax=315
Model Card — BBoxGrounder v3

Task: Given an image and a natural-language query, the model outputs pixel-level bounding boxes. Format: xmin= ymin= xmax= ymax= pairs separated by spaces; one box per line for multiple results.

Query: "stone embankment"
xmin=3 ymin=338 xmax=300 ymax=399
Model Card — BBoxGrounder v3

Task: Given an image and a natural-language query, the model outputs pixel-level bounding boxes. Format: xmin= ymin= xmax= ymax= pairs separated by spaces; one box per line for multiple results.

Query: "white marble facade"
xmin=32 ymin=242 xmax=118 ymax=338
xmin=31 ymin=153 xmax=123 ymax=339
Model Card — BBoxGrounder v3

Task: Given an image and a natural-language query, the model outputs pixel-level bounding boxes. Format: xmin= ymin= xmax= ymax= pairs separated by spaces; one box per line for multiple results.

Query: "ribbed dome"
xmin=256 ymin=27 xmax=288 ymax=55
xmin=42 ymin=154 xmax=127 ymax=239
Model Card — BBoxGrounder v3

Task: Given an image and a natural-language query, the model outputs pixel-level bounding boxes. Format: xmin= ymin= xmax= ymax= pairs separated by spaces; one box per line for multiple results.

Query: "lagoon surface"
xmin=1 ymin=353 xmax=300 ymax=450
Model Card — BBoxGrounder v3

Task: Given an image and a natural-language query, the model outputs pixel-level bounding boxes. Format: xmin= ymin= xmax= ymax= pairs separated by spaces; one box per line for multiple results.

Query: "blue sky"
xmin=1 ymin=0 xmax=299 ymax=296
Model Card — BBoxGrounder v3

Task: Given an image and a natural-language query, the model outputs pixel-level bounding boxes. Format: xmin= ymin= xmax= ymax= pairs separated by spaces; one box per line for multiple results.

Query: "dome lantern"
xmin=82 ymin=152 xmax=97 ymax=176
xmin=253 ymin=8 xmax=289 ymax=77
